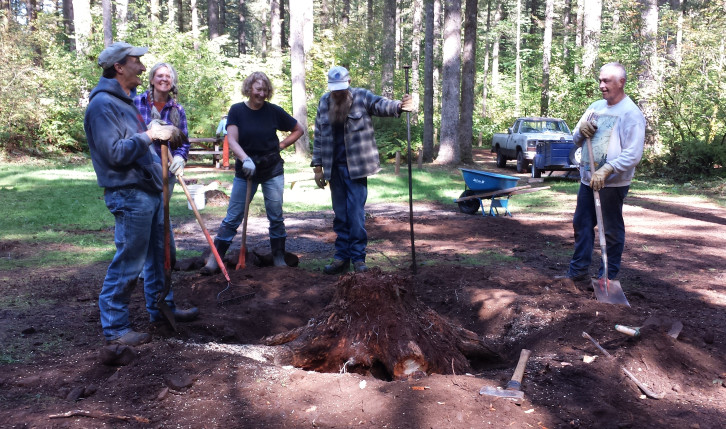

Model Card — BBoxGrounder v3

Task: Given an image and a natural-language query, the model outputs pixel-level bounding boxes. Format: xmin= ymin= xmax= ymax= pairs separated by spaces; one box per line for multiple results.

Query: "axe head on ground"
xmin=479 ymin=380 xmax=524 ymax=400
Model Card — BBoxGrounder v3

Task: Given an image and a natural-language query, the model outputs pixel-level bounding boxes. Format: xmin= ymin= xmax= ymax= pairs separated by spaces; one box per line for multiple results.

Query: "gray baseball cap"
xmin=327 ymin=66 xmax=350 ymax=91
xmin=98 ymin=42 xmax=148 ymax=69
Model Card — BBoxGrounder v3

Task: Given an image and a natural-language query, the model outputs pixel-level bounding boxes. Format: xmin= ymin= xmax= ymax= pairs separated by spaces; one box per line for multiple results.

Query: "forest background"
xmin=1 ymin=0 xmax=725 ymax=182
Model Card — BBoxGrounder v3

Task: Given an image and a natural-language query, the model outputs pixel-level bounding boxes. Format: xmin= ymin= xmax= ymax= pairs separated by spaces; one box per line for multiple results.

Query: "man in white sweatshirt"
xmin=565 ymin=62 xmax=646 ymax=286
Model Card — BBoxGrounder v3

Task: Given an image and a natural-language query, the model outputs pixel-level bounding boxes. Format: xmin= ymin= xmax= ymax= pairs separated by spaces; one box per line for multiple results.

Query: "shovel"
xmin=236 ymin=179 xmax=253 ymax=270
xmin=157 ymin=143 xmax=178 ymax=330
xmin=585 ymin=137 xmax=630 ymax=307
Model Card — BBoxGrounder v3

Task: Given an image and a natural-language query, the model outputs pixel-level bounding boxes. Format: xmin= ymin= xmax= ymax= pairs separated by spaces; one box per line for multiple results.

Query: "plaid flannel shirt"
xmin=134 ymin=90 xmax=190 ymax=160
xmin=312 ymin=87 xmax=401 ymax=180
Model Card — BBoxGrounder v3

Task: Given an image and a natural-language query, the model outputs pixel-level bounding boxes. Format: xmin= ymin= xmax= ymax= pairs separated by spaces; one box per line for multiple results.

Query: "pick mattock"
xmin=585 ymin=136 xmax=630 ymax=307
xmin=403 ymin=65 xmax=417 ymax=274
xmin=479 ymin=348 xmax=532 ymax=400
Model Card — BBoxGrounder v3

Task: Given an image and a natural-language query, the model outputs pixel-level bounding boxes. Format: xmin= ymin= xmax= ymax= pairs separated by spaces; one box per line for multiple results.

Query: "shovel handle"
xmin=236 ymin=179 xmax=253 ymax=270
xmin=506 ymin=348 xmax=532 ymax=389
xmin=586 ymin=137 xmax=610 ymax=286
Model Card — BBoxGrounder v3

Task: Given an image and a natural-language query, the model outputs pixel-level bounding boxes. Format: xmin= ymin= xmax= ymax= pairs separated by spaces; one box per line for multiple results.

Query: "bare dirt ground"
xmin=1 ymin=150 xmax=725 ymax=428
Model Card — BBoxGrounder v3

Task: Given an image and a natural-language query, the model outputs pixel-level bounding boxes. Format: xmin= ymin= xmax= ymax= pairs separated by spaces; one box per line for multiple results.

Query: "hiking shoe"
xmin=106 ymin=330 xmax=151 ymax=347
xmin=323 ymin=259 xmax=350 ymax=275
xmin=353 ymin=261 xmax=368 ymax=273
xmin=555 ymin=273 xmax=592 ymax=291
xmin=174 ymin=307 xmax=199 ymax=322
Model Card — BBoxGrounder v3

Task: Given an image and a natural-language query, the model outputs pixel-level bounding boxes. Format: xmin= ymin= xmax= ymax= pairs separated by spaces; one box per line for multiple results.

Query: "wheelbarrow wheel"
xmin=458 ymin=190 xmax=480 ymax=215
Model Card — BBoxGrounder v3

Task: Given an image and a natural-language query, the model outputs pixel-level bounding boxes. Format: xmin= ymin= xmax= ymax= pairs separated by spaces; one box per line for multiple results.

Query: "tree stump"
xmin=263 ymin=268 xmax=499 ymax=380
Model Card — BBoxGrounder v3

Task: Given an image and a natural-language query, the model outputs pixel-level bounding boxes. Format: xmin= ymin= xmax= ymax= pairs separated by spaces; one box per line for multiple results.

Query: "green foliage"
xmin=639 ymin=138 xmax=726 ymax=182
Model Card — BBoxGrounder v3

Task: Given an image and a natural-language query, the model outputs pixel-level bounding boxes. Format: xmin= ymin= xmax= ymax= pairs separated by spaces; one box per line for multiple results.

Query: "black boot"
xmin=200 ymin=239 xmax=230 ymax=275
xmin=270 ymin=237 xmax=287 ymax=267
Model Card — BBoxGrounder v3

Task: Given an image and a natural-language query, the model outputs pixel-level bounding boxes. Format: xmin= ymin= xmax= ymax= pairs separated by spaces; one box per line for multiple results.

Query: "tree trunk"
xmin=436 ymin=0 xmax=461 ymax=165
xmin=151 ymin=0 xmax=160 ymax=25
xmin=72 ymin=0 xmax=91 ymax=55
xmin=423 ymin=0 xmax=435 ymax=162
xmin=410 ymin=0 xmax=423 ymax=125
xmin=289 ymin=0 xmax=310 ymax=156
xmin=575 ymin=0 xmax=583 ymax=75
xmin=177 ymin=0 xmax=183 ymax=32
xmin=381 ymin=0 xmax=396 ymax=98
xmin=270 ymin=0 xmax=281 ymax=53
xmin=637 ymin=0 xmax=659 ymax=150
xmin=481 ymin=0 xmax=492 ymax=118
xmin=102 ymin=0 xmax=112 ymax=47
xmin=167 ymin=0 xmax=176 ymax=30
xmin=280 ymin=0 xmax=287 ymax=52
xmin=458 ymin=0 xmax=478 ymax=164
xmin=433 ymin=0 xmax=441 ymax=115
xmin=63 ymin=0 xmax=75 ymax=51
xmin=341 ymin=0 xmax=350 ymax=26
xmin=491 ymin=1 xmax=502 ymax=87
xmin=238 ymin=0 xmax=246 ymax=54
xmin=562 ymin=0 xmax=571 ymax=69
xmin=581 ymin=0 xmax=600 ymax=77
xmin=367 ymin=0 xmax=377 ymax=90
xmin=320 ymin=0 xmax=329 ymax=29
xmin=303 ymin=0 xmax=312 ymax=53
xmin=208 ymin=0 xmax=219 ymax=39
xmin=26 ymin=0 xmax=37 ymax=31
xmin=541 ymin=0 xmax=553 ymax=116
xmin=191 ymin=0 xmax=200 ymax=50
xmin=263 ymin=270 xmax=499 ymax=380
xmin=261 ymin=8 xmax=267 ymax=59
xmin=515 ymin=0 xmax=521 ymax=116
xmin=220 ymin=0 xmax=226 ymax=34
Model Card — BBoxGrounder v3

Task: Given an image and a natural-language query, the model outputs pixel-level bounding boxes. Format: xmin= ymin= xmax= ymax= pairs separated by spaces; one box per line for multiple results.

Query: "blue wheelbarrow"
xmin=454 ymin=168 xmax=548 ymax=216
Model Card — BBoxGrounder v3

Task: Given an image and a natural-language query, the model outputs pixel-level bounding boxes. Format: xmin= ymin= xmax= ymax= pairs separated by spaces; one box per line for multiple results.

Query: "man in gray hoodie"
xmin=84 ymin=42 xmax=198 ymax=347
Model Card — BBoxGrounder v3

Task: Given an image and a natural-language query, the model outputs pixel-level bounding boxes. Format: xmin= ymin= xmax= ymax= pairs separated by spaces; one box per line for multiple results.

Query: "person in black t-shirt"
xmin=201 ymin=72 xmax=304 ymax=272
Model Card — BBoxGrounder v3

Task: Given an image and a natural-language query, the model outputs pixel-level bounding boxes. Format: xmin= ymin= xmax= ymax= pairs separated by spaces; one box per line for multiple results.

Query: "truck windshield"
xmin=519 ymin=120 xmax=570 ymax=134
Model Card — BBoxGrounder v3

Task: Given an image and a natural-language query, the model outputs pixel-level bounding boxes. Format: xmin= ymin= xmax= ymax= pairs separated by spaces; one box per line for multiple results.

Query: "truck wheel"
xmin=458 ymin=190 xmax=480 ymax=215
xmin=531 ymin=163 xmax=542 ymax=178
xmin=569 ymin=146 xmax=582 ymax=166
xmin=516 ymin=150 xmax=528 ymax=173
xmin=496 ymin=148 xmax=507 ymax=168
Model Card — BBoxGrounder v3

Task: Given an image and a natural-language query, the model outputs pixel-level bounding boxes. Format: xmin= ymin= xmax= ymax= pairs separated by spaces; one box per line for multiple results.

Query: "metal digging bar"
xmin=403 ymin=65 xmax=417 ymax=274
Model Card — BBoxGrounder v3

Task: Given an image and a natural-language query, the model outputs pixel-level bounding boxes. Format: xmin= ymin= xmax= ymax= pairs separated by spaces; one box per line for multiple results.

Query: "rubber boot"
xmin=200 ymin=239 xmax=230 ymax=275
xmin=270 ymin=237 xmax=287 ymax=267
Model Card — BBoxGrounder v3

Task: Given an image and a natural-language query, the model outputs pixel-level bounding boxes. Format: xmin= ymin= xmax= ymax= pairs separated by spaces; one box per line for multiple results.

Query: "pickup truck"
xmin=491 ymin=117 xmax=579 ymax=177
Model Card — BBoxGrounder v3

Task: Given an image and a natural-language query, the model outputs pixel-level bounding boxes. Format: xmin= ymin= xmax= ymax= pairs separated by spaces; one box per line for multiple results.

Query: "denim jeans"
xmin=141 ymin=178 xmax=176 ymax=279
xmin=568 ymin=183 xmax=629 ymax=280
xmin=100 ymin=188 xmax=176 ymax=341
xmin=216 ymin=174 xmax=286 ymax=245
xmin=329 ymin=164 xmax=368 ymax=263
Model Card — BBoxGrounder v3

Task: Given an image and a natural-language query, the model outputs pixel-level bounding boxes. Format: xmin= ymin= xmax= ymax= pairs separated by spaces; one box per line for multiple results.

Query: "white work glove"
xmin=590 ymin=163 xmax=614 ymax=191
xmin=400 ymin=94 xmax=414 ymax=112
xmin=313 ymin=166 xmax=327 ymax=188
xmin=169 ymin=155 xmax=186 ymax=176
xmin=241 ymin=157 xmax=256 ymax=178
xmin=579 ymin=121 xmax=598 ymax=139
xmin=147 ymin=122 xmax=184 ymax=150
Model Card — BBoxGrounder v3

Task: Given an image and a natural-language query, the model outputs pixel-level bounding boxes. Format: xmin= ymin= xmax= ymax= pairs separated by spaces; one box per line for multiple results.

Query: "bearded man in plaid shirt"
xmin=311 ymin=66 xmax=413 ymax=275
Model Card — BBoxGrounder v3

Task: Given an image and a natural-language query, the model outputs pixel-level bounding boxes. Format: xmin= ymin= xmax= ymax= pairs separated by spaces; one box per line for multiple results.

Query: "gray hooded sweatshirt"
xmin=84 ymin=77 xmax=161 ymax=193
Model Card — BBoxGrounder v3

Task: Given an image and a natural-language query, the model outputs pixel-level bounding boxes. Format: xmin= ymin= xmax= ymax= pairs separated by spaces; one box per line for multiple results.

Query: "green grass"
xmin=1 ymin=156 xmax=724 ymax=271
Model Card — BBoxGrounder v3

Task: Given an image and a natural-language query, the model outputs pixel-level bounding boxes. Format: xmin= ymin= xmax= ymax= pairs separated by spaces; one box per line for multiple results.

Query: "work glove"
xmin=400 ymin=94 xmax=414 ymax=112
xmin=169 ymin=155 xmax=186 ymax=177
xmin=147 ymin=121 xmax=185 ymax=150
xmin=590 ymin=163 xmax=614 ymax=191
xmin=579 ymin=121 xmax=598 ymax=139
xmin=313 ymin=166 xmax=327 ymax=188
xmin=241 ymin=157 xmax=256 ymax=178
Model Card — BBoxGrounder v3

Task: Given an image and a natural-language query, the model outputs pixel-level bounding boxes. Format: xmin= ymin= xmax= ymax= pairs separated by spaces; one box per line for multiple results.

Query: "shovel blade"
xmin=479 ymin=386 xmax=524 ymax=400
xmin=157 ymin=300 xmax=178 ymax=331
xmin=593 ymin=278 xmax=630 ymax=307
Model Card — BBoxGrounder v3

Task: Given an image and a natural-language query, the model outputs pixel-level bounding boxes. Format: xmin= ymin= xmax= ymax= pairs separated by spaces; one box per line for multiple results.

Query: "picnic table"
xmin=188 ymin=137 xmax=227 ymax=169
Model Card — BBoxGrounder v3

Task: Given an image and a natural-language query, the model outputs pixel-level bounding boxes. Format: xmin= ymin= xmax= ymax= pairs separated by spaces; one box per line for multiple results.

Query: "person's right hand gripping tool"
xmin=241 ymin=157 xmax=256 ymax=178
xmin=147 ymin=120 xmax=185 ymax=150
xmin=580 ymin=120 xmax=598 ymax=139
xmin=313 ymin=166 xmax=326 ymax=188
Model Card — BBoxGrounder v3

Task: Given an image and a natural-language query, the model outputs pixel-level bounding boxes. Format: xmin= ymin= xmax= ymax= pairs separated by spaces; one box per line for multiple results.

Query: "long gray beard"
xmin=329 ymin=91 xmax=352 ymax=125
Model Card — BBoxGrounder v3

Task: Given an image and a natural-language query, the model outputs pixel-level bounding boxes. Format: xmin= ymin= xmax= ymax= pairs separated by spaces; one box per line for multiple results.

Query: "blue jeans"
xmin=216 ymin=174 xmax=286 ymax=245
xmin=329 ymin=164 xmax=368 ymax=263
xmin=568 ymin=183 xmax=629 ymax=280
xmin=100 ymin=188 xmax=176 ymax=341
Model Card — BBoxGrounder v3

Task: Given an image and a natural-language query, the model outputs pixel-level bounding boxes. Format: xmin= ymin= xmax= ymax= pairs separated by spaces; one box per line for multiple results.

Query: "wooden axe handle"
xmin=507 ymin=349 xmax=532 ymax=389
